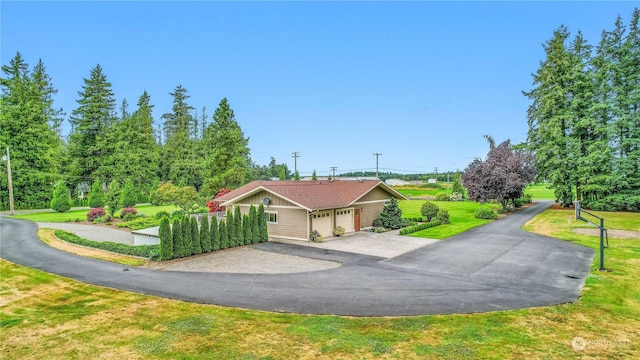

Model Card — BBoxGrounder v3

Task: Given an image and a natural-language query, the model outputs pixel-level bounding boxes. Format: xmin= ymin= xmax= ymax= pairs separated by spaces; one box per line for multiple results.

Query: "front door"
xmin=354 ymin=209 xmax=361 ymax=231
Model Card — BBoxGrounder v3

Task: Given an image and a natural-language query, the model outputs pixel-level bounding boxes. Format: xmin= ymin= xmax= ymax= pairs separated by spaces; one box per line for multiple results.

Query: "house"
xmin=216 ymin=179 xmax=407 ymax=241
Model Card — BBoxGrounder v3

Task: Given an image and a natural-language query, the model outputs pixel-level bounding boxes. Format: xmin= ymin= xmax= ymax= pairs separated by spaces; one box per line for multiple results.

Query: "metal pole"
xmin=291 ymin=152 xmax=300 ymax=175
xmin=6 ymin=147 xmax=14 ymax=216
xmin=599 ymin=217 xmax=605 ymax=271
xmin=373 ymin=153 xmax=382 ymax=179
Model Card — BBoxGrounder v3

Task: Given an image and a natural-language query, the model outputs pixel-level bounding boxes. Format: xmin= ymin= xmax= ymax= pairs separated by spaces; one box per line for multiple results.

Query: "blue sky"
xmin=2 ymin=1 xmax=636 ymax=177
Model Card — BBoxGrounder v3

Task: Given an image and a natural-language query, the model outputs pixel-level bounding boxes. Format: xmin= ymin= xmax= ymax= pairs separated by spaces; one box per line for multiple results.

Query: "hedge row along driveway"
xmin=0 ymin=202 xmax=594 ymax=316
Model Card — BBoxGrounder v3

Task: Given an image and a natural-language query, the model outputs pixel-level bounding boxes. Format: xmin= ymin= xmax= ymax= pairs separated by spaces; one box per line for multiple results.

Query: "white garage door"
xmin=311 ymin=211 xmax=332 ymax=237
xmin=335 ymin=208 xmax=354 ymax=233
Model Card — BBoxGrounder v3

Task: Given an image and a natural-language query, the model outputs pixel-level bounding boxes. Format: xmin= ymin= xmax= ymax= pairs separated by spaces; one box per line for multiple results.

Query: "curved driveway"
xmin=0 ymin=202 xmax=594 ymax=316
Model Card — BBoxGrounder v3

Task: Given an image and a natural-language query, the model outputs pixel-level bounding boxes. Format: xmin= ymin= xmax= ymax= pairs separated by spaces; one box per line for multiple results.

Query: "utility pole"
xmin=373 ymin=153 xmax=382 ymax=179
xmin=291 ymin=151 xmax=300 ymax=175
xmin=330 ymin=167 xmax=337 ymax=179
xmin=434 ymin=167 xmax=438 ymax=182
xmin=4 ymin=147 xmax=15 ymax=216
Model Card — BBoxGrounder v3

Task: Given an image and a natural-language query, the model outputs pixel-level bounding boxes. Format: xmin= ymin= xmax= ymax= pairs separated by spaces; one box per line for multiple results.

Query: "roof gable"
xmin=217 ymin=180 xmax=406 ymax=211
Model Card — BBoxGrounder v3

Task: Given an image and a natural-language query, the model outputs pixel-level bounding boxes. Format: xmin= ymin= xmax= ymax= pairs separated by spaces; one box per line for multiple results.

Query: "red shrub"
xmin=87 ymin=207 xmax=106 ymax=222
xmin=206 ymin=188 xmax=232 ymax=212
xmin=121 ymin=207 xmax=138 ymax=219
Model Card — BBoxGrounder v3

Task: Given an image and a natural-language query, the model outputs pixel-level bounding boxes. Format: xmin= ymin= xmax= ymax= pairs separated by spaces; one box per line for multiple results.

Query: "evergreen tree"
xmin=243 ymin=214 xmax=252 ymax=245
xmin=210 ymin=215 xmax=220 ymax=251
xmin=67 ymin=64 xmax=116 ymax=188
xmin=182 ymin=215 xmax=192 ymax=257
xmin=226 ymin=208 xmax=235 ymax=248
xmin=106 ymin=180 xmax=122 ymax=216
xmin=0 ymin=53 xmax=63 ymax=210
xmin=258 ymin=203 xmax=268 ymax=242
xmin=200 ymin=214 xmax=211 ymax=253
xmin=159 ymin=216 xmax=173 ymax=260
xmin=249 ymin=205 xmax=259 ymax=244
xmin=172 ymin=217 xmax=182 ymax=259
xmin=101 ymin=91 xmax=160 ymax=197
xmin=50 ymin=181 xmax=72 ymax=212
xmin=201 ymin=98 xmax=251 ymax=195
xmin=161 ymin=85 xmax=201 ymax=189
xmin=88 ymin=180 xmax=105 ymax=208
xmin=219 ymin=219 xmax=229 ymax=249
xmin=451 ymin=172 xmax=465 ymax=197
xmin=120 ymin=179 xmax=137 ymax=208
xmin=191 ymin=216 xmax=201 ymax=255
xmin=378 ymin=198 xmax=403 ymax=229
xmin=294 ymin=171 xmax=300 ymax=181
xmin=234 ymin=206 xmax=243 ymax=246
xmin=311 ymin=170 xmax=318 ymax=182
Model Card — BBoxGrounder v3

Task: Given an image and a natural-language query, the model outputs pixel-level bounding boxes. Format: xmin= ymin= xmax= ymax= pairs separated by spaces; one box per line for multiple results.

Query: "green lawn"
xmin=1 ymin=209 xmax=638 ymax=358
xmin=524 ymin=183 xmax=556 ymax=201
xmin=393 ymin=184 xmax=451 ymax=198
xmin=399 ymin=200 xmax=491 ymax=239
xmin=12 ymin=204 xmax=178 ymax=223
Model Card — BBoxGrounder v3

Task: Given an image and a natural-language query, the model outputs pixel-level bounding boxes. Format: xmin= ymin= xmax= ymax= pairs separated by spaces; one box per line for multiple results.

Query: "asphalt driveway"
xmin=0 ymin=201 xmax=594 ymax=316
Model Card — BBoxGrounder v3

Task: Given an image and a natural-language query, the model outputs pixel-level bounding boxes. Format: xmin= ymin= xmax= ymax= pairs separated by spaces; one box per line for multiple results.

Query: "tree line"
xmin=0 ymin=55 xmax=293 ymax=210
xmin=525 ymin=8 xmax=639 ymax=210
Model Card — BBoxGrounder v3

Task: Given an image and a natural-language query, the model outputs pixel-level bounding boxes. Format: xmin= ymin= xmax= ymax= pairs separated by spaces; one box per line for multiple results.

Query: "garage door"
xmin=311 ymin=211 xmax=332 ymax=237
xmin=335 ymin=208 xmax=354 ymax=233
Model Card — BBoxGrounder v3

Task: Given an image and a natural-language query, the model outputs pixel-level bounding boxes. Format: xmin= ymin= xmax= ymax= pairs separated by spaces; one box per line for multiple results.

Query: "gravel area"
xmin=143 ymin=247 xmax=341 ymax=274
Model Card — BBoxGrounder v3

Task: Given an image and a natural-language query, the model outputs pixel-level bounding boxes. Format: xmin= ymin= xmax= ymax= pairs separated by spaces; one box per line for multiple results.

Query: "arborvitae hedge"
xmin=200 ymin=215 xmax=211 ymax=253
xmin=211 ymin=216 xmax=220 ymax=251
xmin=226 ymin=209 xmax=235 ymax=248
xmin=159 ymin=216 xmax=173 ymax=260
xmin=258 ymin=203 xmax=268 ymax=242
xmin=219 ymin=219 xmax=229 ymax=249
xmin=172 ymin=218 xmax=182 ymax=258
xmin=249 ymin=205 xmax=259 ymax=244
xmin=234 ymin=206 xmax=243 ymax=246
xmin=191 ymin=216 xmax=201 ymax=255
xmin=243 ymin=214 xmax=251 ymax=245
xmin=182 ymin=215 xmax=192 ymax=257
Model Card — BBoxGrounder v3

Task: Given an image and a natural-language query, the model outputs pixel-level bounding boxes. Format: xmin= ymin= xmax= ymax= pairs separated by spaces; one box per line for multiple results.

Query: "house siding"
xmin=235 ymin=195 xmax=308 ymax=241
xmin=357 ymin=186 xmax=393 ymax=202
xmin=243 ymin=190 xmax=298 ymax=208
xmin=353 ymin=202 xmax=385 ymax=227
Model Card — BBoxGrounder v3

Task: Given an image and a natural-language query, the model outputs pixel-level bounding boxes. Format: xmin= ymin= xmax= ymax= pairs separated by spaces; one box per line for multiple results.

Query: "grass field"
xmin=393 ymin=184 xmax=451 ymax=198
xmin=398 ymin=200 xmax=492 ymax=239
xmin=12 ymin=205 xmax=179 ymax=223
xmin=1 ymin=209 xmax=638 ymax=358
xmin=524 ymin=184 xmax=556 ymax=201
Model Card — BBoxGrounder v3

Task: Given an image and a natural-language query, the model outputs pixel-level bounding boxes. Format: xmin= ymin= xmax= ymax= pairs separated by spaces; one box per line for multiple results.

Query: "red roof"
xmin=216 ymin=180 xmax=405 ymax=211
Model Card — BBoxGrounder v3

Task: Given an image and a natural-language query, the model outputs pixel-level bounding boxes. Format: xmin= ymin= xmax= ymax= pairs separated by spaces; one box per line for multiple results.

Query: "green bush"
xmin=513 ymin=198 xmax=524 ymax=208
xmin=154 ymin=211 xmax=170 ymax=220
xmin=399 ymin=220 xmax=442 ymax=235
xmin=420 ymin=201 xmax=439 ymax=222
xmin=54 ymin=230 xmax=158 ymax=258
xmin=88 ymin=180 xmax=105 ymax=208
xmin=50 ymin=181 xmax=72 ymax=213
xmin=333 ymin=226 xmax=345 ymax=237
xmin=449 ymin=192 xmax=463 ymax=201
xmin=117 ymin=217 xmax=159 ymax=230
xmin=523 ymin=194 xmax=532 ymax=204
xmin=159 ymin=216 xmax=173 ymax=261
xmin=120 ymin=179 xmax=138 ymax=208
xmin=372 ymin=218 xmax=384 ymax=228
xmin=587 ymin=195 xmax=640 ymax=212
xmin=379 ymin=198 xmax=403 ymax=229
xmin=437 ymin=209 xmax=450 ymax=224
xmin=93 ymin=216 xmax=108 ymax=224
xmin=435 ymin=192 xmax=450 ymax=201
xmin=309 ymin=230 xmax=322 ymax=242
xmin=474 ymin=205 xmax=498 ymax=219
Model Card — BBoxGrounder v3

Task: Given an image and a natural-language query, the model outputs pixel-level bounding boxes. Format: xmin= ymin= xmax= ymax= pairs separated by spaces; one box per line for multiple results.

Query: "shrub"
xmin=121 ymin=207 xmax=138 ymax=219
xmin=333 ymin=226 xmax=345 ymax=237
xmin=403 ymin=217 xmax=424 ymax=222
xmin=159 ymin=216 xmax=173 ymax=261
xmin=123 ymin=213 xmax=136 ymax=222
xmin=193 ymin=206 xmax=209 ymax=214
xmin=55 ymin=230 xmax=158 ymax=258
xmin=117 ymin=217 xmax=159 ymax=230
xmin=120 ymin=179 xmax=137 ymax=208
xmin=154 ymin=211 xmax=170 ymax=220
xmin=200 ymin=215 xmax=212 ymax=253
xmin=93 ymin=216 xmax=107 ymax=224
xmin=51 ymin=181 xmax=72 ymax=213
xmin=474 ymin=205 xmax=498 ymax=219
xmin=379 ymin=198 xmax=403 ymax=229
xmin=513 ymin=198 xmax=524 ymax=208
xmin=435 ymin=192 xmax=450 ymax=201
xmin=191 ymin=217 xmax=201 ymax=255
xmin=309 ymin=230 xmax=323 ymax=242
xmin=106 ymin=180 xmax=122 ymax=217
xmin=437 ymin=209 xmax=450 ymax=224
xmin=523 ymin=193 xmax=532 ymax=204
xmin=87 ymin=207 xmax=106 ymax=222
xmin=399 ymin=220 xmax=442 ymax=235
xmin=206 ymin=188 xmax=232 ymax=212
xmin=449 ymin=192 xmax=463 ymax=201
xmin=420 ymin=201 xmax=439 ymax=222
xmin=210 ymin=216 xmax=220 ymax=251
xmin=372 ymin=218 xmax=384 ymax=228
xmin=171 ymin=209 xmax=187 ymax=219
xmin=172 ymin=218 xmax=182 ymax=258
xmin=88 ymin=180 xmax=105 ymax=208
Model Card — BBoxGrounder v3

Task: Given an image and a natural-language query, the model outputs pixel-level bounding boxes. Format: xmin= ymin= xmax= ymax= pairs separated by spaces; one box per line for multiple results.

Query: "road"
xmin=0 ymin=201 xmax=594 ymax=316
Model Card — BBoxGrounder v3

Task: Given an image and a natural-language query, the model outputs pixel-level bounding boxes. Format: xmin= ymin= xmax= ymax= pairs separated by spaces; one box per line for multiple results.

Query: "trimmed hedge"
xmin=403 ymin=217 xmax=425 ymax=222
xmin=399 ymin=220 xmax=442 ymax=235
xmin=54 ymin=230 xmax=159 ymax=259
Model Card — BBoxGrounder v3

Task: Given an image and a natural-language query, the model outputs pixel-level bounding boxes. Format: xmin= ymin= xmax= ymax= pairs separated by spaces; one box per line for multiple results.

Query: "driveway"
xmin=0 ymin=201 xmax=594 ymax=316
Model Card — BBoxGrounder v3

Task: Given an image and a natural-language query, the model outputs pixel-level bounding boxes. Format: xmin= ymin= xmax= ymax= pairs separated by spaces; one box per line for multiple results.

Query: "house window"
xmin=311 ymin=212 xmax=330 ymax=218
xmin=266 ymin=211 xmax=278 ymax=224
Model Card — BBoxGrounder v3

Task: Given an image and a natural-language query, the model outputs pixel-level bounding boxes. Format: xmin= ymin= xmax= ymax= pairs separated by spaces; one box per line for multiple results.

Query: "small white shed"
xmin=132 ymin=226 xmax=160 ymax=246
